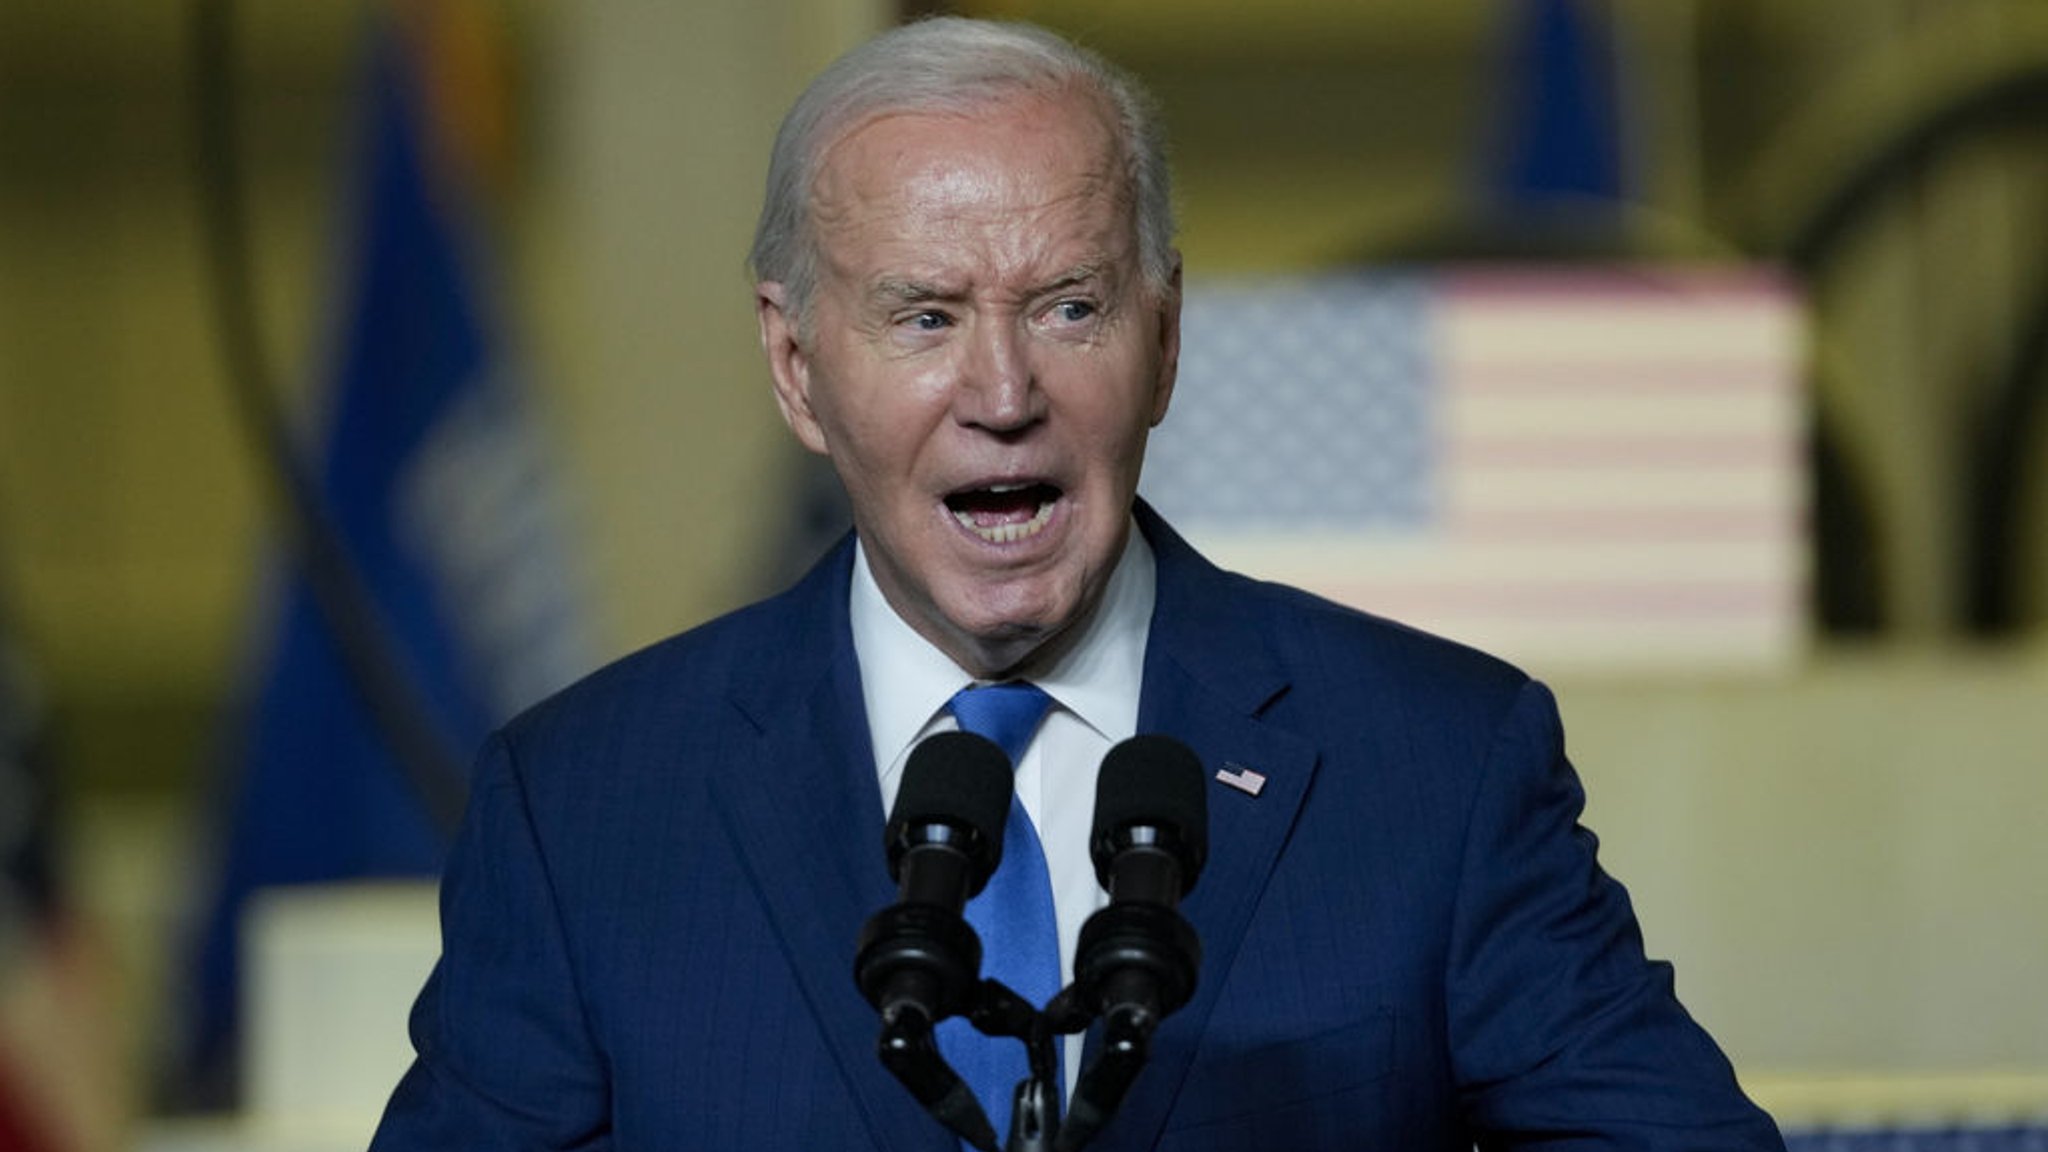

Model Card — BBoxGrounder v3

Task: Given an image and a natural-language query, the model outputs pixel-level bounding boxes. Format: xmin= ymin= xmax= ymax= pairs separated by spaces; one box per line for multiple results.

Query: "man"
xmin=372 ymin=17 xmax=1784 ymax=1152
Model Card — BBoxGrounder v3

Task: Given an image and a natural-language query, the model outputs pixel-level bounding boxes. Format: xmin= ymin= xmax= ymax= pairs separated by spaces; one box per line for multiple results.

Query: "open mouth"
xmin=945 ymin=482 xmax=1062 ymax=544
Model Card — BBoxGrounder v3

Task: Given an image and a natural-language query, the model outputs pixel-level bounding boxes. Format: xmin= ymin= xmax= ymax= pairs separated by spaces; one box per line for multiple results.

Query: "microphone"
xmin=857 ymin=729 xmax=1011 ymax=1026
xmin=855 ymin=731 xmax=1014 ymax=1151
xmin=1055 ymin=734 xmax=1207 ymax=1152
xmin=1090 ymin=735 xmax=1209 ymax=907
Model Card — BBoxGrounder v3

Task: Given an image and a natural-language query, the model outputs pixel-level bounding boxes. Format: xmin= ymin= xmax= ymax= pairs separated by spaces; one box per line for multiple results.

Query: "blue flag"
xmin=178 ymin=18 xmax=589 ymax=1107
xmin=1486 ymin=0 xmax=1630 ymax=206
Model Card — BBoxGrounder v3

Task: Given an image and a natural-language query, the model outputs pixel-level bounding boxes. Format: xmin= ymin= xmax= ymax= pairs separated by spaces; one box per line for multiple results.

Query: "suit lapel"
xmin=705 ymin=541 xmax=957 ymax=1152
xmin=1091 ymin=507 xmax=1321 ymax=1150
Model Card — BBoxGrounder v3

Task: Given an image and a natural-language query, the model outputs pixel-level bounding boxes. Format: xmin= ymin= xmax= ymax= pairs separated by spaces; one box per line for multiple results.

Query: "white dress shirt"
xmin=850 ymin=521 xmax=1156 ymax=1095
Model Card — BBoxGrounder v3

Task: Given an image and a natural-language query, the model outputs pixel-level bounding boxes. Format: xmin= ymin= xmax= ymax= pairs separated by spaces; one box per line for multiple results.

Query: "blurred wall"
xmin=537 ymin=0 xmax=891 ymax=652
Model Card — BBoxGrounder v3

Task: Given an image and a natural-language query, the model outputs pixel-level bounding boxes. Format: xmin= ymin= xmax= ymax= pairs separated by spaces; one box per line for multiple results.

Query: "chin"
xmin=953 ymin=596 xmax=1089 ymax=670
xmin=956 ymin=576 xmax=1075 ymax=632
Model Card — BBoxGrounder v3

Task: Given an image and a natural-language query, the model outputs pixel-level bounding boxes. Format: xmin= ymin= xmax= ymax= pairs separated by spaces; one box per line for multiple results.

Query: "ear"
xmin=757 ymin=281 xmax=829 ymax=455
xmin=1148 ymin=254 xmax=1183 ymax=427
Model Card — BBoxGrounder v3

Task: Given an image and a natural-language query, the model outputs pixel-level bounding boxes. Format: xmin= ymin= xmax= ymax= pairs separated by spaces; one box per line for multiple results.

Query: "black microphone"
xmin=855 ymin=731 xmax=1014 ymax=1152
xmin=1055 ymin=735 xmax=1207 ymax=1152
xmin=1090 ymin=735 xmax=1209 ymax=909
xmin=857 ymin=729 xmax=1011 ymax=1025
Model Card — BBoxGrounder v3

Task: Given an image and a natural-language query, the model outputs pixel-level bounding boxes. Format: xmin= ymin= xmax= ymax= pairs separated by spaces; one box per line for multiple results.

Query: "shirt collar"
xmin=850 ymin=519 xmax=1156 ymax=782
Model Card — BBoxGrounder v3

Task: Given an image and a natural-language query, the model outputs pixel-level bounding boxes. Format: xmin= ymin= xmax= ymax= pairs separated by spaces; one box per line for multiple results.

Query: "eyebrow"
xmin=864 ymin=261 xmax=1115 ymax=311
xmin=1037 ymin=261 xmax=1108 ymax=296
xmin=869 ymin=278 xmax=953 ymax=306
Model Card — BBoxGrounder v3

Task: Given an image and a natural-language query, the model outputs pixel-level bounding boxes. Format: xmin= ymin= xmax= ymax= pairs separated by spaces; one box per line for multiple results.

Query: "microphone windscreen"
xmin=1091 ymin=735 xmax=1209 ymax=883
xmin=887 ymin=730 xmax=1014 ymax=875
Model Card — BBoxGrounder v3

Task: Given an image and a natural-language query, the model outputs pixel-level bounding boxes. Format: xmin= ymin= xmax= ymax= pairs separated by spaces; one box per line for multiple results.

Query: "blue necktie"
xmin=939 ymin=681 xmax=1060 ymax=1146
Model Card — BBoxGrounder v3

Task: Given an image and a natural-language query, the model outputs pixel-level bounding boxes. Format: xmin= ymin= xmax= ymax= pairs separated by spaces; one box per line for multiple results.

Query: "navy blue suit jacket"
xmin=372 ymin=506 xmax=1783 ymax=1151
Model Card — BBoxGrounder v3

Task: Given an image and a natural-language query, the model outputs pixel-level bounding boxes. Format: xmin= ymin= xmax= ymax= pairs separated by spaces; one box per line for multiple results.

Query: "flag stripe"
xmin=1142 ymin=267 xmax=1806 ymax=672
xmin=1453 ymin=363 xmax=1798 ymax=395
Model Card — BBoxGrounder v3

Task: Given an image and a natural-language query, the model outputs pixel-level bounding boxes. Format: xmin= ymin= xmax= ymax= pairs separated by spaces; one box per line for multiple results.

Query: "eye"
xmin=899 ymin=310 xmax=952 ymax=332
xmin=1049 ymin=299 xmax=1096 ymax=324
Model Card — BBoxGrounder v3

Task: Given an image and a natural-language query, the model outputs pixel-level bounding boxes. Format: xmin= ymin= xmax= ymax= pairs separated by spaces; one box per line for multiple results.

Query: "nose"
xmin=954 ymin=316 xmax=1039 ymax=433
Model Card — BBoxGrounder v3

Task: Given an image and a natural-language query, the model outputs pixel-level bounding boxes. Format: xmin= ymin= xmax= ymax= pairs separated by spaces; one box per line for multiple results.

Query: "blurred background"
xmin=1 ymin=0 xmax=2045 ymax=1148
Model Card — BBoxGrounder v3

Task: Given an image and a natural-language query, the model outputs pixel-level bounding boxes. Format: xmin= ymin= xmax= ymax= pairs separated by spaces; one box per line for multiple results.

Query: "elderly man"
xmin=372 ymin=17 xmax=1783 ymax=1152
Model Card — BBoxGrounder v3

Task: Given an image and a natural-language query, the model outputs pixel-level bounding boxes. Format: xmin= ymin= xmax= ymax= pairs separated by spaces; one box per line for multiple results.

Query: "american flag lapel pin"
xmin=1215 ymin=761 xmax=1266 ymax=797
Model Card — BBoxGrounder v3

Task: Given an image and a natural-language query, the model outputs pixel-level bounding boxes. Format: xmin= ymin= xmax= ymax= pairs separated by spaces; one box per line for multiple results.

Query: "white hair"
xmin=748 ymin=17 xmax=1176 ymax=329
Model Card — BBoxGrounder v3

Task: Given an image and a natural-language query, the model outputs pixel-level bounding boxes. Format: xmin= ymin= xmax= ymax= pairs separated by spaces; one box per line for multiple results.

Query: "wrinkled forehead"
xmin=806 ymin=85 xmax=1134 ymax=245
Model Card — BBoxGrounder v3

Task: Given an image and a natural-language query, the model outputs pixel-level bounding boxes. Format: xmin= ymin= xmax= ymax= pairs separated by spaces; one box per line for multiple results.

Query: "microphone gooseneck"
xmin=855 ymin=731 xmax=1015 ymax=1152
xmin=1056 ymin=734 xmax=1208 ymax=1152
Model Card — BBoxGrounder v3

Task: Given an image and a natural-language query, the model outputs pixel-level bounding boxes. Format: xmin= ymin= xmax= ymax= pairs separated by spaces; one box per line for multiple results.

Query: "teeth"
xmin=953 ymin=498 xmax=1055 ymax=544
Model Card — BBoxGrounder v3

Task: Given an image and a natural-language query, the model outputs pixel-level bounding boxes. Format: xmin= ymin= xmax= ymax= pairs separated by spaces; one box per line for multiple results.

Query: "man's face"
xmin=758 ymin=87 xmax=1180 ymax=679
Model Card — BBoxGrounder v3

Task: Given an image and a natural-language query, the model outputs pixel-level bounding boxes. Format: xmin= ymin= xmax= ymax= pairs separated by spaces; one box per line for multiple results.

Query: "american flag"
xmin=1141 ymin=267 xmax=1807 ymax=674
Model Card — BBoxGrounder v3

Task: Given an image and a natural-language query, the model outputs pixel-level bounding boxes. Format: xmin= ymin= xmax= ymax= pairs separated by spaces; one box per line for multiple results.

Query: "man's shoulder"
xmin=1144 ymin=508 xmax=1531 ymax=710
xmin=498 ymin=540 xmax=853 ymax=755
xmin=1222 ymin=567 xmax=1531 ymax=703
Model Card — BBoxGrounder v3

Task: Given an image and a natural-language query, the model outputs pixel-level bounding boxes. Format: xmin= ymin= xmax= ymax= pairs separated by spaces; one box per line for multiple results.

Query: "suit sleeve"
xmin=370 ymin=732 xmax=612 ymax=1151
xmin=1445 ymin=680 xmax=1784 ymax=1151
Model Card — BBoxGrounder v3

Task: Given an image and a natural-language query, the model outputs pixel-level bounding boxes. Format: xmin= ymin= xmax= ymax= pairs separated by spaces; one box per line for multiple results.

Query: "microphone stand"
xmin=1005 ymin=956 xmax=1180 ymax=1152
xmin=866 ymin=900 xmax=1196 ymax=1152
xmin=871 ymin=973 xmax=1138 ymax=1152
xmin=1040 ymin=982 xmax=1152 ymax=1152
xmin=873 ymin=996 xmax=999 ymax=1152
xmin=966 ymin=978 xmax=1053 ymax=1152
xmin=1043 ymin=889 xmax=1202 ymax=1152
